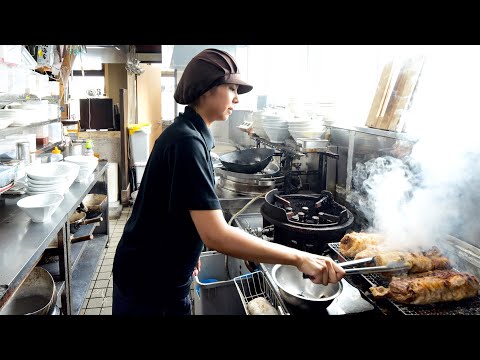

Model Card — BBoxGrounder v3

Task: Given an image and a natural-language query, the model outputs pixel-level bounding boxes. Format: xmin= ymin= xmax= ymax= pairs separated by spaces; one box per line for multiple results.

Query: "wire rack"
xmin=233 ymin=271 xmax=290 ymax=315
xmin=328 ymin=242 xmax=480 ymax=315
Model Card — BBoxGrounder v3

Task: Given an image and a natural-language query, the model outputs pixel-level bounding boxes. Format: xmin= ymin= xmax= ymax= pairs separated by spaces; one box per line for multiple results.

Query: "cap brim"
xmin=237 ymin=81 xmax=253 ymax=95
xmin=223 ymin=74 xmax=253 ymax=95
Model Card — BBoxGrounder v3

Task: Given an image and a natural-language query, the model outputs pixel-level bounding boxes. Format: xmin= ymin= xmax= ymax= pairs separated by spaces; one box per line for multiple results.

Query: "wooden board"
xmin=365 ymin=60 xmax=395 ymax=128
xmin=379 ymin=55 xmax=425 ymax=132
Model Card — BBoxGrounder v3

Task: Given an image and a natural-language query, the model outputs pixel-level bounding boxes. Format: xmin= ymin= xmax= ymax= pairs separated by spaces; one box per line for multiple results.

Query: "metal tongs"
xmin=303 ymin=256 xmax=409 ymax=279
xmin=339 ymin=256 xmax=409 ymax=275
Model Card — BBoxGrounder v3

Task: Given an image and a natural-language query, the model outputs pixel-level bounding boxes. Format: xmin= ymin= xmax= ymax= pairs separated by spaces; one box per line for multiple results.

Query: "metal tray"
xmin=328 ymin=242 xmax=480 ymax=315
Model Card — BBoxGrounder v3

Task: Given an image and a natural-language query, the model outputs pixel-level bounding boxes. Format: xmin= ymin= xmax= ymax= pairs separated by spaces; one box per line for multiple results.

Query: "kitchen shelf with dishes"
xmin=0 ymin=160 xmax=110 ymax=315
xmin=0 ymin=118 xmax=61 ymax=137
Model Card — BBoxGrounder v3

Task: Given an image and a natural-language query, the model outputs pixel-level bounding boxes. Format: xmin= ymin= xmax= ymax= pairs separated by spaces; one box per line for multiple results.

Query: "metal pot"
xmin=219 ymin=148 xmax=275 ymax=174
xmin=271 ymin=264 xmax=342 ymax=313
xmin=0 ymin=267 xmax=56 ymax=315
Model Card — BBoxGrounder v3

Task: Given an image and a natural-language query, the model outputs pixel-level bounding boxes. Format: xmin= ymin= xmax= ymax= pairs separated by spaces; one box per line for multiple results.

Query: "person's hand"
xmin=297 ymin=254 xmax=345 ymax=286
xmin=192 ymin=259 xmax=201 ymax=277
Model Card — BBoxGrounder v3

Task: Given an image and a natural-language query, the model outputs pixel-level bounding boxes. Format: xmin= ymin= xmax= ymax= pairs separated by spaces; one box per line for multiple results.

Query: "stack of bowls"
xmin=251 ymin=111 xmax=268 ymax=139
xmin=5 ymin=100 xmax=49 ymax=123
xmin=25 ymin=162 xmax=79 ymax=195
xmin=256 ymin=108 xmax=290 ymax=143
xmin=287 ymin=116 xmax=326 ymax=141
xmin=64 ymin=155 xmax=99 ymax=182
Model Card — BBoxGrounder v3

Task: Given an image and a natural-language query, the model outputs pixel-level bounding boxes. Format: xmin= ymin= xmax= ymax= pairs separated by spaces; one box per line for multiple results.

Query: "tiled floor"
xmin=80 ymin=205 xmax=133 ymax=315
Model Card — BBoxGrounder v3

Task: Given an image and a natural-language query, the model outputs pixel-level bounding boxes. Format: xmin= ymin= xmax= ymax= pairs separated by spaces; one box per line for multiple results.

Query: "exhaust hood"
xmin=170 ymin=45 xmax=239 ymax=69
xmin=135 ymin=45 xmax=162 ymax=63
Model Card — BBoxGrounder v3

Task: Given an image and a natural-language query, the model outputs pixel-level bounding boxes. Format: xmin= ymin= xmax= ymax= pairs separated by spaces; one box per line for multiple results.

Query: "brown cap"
xmin=174 ymin=48 xmax=253 ymax=105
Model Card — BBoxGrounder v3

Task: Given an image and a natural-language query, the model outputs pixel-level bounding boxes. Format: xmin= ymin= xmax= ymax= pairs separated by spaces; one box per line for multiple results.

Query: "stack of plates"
xmin=64 ymin=155 xmax=99 ymax=182
xmin=25 ymin=162 xmax=79 ymax=195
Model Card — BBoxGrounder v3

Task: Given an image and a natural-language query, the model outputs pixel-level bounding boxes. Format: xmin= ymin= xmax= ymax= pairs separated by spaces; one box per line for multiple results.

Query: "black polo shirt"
xmin=113 ymin=106 xmax=221 ymax=301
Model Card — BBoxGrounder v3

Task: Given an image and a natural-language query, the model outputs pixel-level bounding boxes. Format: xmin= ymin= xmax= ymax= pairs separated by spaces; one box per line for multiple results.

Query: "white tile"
xmin=90 ymin=288 xmax=106 ymax=298
xmin=87 ymin=298 xmax=104 ymax=308
xmin=100 ymin=307 xmax=112 ymax=315
xmin=94 ymin=279 xmax=109 ymax=289
xmin=96 ymin=272 xmax=111 ymax=281
xmin=84 ymin=308 xmax=101 ymax=315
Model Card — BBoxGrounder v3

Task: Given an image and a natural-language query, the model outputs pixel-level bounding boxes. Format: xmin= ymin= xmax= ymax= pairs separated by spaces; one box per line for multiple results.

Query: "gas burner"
xmin=261 ymin=189 xmax=354 ymax=254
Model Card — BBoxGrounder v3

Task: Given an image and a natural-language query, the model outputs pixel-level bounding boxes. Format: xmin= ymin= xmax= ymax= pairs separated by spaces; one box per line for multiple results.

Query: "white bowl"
xmin=17 ymin=193 xmax=64 ymax=223
xmin=64 ymin=155 xmax=99 ymax=166
xmin=75 ymin=168 xmax=95 ymax=183
xmin=25 ymin=163 xmax=75 ymax=182
xmin=58 ymin=161 xmax=80 ymax=189
xmin=262 ymin=125 xmax=291 ymax=143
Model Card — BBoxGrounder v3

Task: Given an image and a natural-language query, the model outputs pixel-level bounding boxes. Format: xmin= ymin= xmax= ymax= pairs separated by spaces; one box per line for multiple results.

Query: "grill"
xmin=328 ymin=242 xmax=480 ymax=315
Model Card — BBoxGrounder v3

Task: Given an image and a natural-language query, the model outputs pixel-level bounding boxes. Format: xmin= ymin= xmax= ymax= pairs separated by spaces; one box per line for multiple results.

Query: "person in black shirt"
xmin=112 ymin=48 xmax=345 ymax=315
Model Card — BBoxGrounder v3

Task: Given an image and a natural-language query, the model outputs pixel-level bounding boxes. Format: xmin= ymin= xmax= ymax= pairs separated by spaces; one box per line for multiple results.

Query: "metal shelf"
xmin=39 ymin=230 xmax=106 ymax=315
xmin=0 ymin=118 xmax=61 ymax=136
xmin=0 ymin=161 xmax=109 ymax=311
xmin=71 ymin=234 xmax=109 ymax=315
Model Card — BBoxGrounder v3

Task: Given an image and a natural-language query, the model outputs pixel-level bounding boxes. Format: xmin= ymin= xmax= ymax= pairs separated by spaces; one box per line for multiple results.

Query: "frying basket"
xmin=233 ymin=270 xmax=290 ymax=315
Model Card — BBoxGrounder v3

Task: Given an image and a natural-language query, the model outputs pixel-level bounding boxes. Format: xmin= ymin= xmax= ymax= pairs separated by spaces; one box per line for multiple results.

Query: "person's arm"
xmin=190 ymin=209 xmax=345 ymax=285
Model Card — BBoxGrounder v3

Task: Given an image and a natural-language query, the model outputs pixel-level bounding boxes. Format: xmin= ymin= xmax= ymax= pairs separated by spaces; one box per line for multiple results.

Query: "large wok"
xmin=219 ymin=148 xmax=275 ymax=174
xmin=0 ymin=267 xmax=56 ymax=315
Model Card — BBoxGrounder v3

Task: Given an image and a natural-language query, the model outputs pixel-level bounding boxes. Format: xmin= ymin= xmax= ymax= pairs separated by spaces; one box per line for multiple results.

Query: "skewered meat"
xmin=374 ymin=248 xmax=451 ymax=274
xmin=370 ymin=270 xmax=480 ymax=305
xmin=339 ymin=232 xmax=385 ymax=258
xmin=355 ymin=246 xmax=392 ymax=260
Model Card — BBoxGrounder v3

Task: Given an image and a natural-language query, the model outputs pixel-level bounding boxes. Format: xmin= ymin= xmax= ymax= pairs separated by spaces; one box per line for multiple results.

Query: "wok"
xmin=69 ymin=210 xmax=103 ymax=234
xmin=0 ymin=267 xmax=56 ymax=315
xmin=219 ymin=148 xmax=275 ymax=174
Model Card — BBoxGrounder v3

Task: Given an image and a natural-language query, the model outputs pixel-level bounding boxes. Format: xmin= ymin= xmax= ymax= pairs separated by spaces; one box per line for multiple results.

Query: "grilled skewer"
xmin=302 ymin=256 xmax=409 ymax=279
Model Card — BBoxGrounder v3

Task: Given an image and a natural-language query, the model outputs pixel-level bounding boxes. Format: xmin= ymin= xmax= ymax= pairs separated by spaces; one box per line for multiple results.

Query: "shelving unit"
xmin=0 ymin=118 xmax=61 ymax=137
xmin=39 ymin=223 xmax=108 ymax=315
xmin=0 ymin=161 xmax=110 ymax=315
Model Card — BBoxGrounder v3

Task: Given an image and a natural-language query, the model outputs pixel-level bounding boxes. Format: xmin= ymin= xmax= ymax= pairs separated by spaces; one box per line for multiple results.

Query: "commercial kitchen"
xmin=1 ymin=45 xmax=480 ymax=316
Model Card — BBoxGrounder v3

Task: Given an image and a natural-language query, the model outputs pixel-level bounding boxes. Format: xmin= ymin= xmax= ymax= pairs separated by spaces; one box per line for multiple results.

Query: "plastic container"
xmin=193 ymin=251 xmax=245 ymax=315
xmin=128 ymin=123 xmax=151 ymax=163
xmin=0 ymin=164 xmax=17 ymax=187
xmin=50 ymin=146 xmax=63 ymax=162
xmin=84 ymin=139 xmax=94 ymax=156
xmin=134 ymin=161 xmax=146 ymax=189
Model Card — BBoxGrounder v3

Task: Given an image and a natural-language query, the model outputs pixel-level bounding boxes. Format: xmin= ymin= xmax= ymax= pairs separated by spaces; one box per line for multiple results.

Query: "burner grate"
xmin=328 ymin=242 xmax=480 ymax=315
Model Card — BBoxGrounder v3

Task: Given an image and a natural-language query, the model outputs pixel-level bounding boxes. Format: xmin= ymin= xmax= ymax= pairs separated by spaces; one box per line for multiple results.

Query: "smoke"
xmin=351 ymin=146 xmax=480 ymax=252
xmin=349 ymin=47 xmax=480 ymax=254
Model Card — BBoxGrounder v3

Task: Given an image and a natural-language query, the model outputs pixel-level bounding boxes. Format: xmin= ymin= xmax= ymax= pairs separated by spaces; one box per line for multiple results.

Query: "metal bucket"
xmin=0 ymin=267 xmax=56 ymax=315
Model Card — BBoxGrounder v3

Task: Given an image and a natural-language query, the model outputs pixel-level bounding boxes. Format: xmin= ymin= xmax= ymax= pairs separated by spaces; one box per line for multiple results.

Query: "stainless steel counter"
xmin=0 ymin=160 xmax=108 ymax=306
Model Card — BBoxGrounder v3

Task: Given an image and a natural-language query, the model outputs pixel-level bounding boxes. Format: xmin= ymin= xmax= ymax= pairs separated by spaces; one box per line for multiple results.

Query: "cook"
xmin=112 ymin=48 xmax=345 ymax=315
